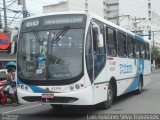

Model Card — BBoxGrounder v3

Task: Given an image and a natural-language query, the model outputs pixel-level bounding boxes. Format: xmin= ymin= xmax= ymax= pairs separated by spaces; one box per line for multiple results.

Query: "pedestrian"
xmin=3 ymin=68 xmax=19 ymax=106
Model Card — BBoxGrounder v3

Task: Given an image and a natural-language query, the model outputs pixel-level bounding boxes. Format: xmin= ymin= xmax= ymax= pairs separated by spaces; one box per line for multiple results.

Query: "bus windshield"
xmin=18 ymin=28 xmax=84 ymax=80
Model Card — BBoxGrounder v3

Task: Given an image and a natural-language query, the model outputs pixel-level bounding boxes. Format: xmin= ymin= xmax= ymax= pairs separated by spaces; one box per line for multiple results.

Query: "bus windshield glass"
xmin=17 ymin=14 xmax=86 ymax=81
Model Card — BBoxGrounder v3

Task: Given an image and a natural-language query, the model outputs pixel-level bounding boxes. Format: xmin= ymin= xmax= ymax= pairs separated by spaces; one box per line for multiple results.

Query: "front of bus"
xmin=17 ymin=13 xmax=93 ymax=105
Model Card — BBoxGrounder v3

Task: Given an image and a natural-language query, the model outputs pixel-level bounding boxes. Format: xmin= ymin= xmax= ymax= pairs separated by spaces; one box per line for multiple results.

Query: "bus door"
xmin=91 ymin=21 xmax=106 ymax=81
xmin=90 ymin=21 xmax=107 ymax=103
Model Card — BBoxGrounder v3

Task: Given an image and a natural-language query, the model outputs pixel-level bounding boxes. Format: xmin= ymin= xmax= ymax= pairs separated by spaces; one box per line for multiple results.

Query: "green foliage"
xmin=151 ymin=46 xmax=160 ymax=60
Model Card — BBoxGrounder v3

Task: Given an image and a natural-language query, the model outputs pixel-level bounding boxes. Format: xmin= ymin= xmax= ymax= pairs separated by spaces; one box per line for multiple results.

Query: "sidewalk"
xmin=151 ymin=68 xmax=160 ymax=74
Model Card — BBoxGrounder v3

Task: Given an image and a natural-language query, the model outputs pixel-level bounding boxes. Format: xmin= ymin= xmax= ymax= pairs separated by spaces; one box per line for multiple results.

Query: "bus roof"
xmin=22 ymin=11 xmax=150 ymax=43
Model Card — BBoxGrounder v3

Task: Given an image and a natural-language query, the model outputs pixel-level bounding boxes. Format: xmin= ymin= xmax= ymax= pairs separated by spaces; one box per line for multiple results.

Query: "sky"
xmin=1 ymin=0 xmax=160 ymax=28
xmin=26 ymin=0 xmax=61 ymax=14
xmin=0 ymin=0 xmax=61 ymax=28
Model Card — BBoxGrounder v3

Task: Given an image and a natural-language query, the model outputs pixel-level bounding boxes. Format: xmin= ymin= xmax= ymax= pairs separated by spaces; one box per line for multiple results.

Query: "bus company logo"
xmin=120 ymin=64 xmax=133 ymax=74
xmin=0 ymin=33 xmax=10 ymax=50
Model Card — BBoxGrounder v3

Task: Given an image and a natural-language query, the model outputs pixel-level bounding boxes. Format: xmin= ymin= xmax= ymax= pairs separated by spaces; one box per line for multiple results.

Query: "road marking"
xmin=3 ymin=103 xmax=42 ymax=114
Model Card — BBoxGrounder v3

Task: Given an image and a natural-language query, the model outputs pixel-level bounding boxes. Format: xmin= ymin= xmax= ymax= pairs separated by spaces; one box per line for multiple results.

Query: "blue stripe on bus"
xmin=126 ymin=58 xmax=144 ymax=93
xmin=29 ymin=85 xmax=47 ymax=93
xmin=17 ymin=79 xmax=47 ymax=93
xmin=135 ymin=35 xmax=144 ymax=41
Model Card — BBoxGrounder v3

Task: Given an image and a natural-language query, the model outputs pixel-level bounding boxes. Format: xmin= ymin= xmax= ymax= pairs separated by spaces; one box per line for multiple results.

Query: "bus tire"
xmin=98 ymin=83 xmax=113 ymax=109
xmin=136 ymin=76 xmax=143 ymax=94
xmin=51 ymin=104 xmax=63 ymax=110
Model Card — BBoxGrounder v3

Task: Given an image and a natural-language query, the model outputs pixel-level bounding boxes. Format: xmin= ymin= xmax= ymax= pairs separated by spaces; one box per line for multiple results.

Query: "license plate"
xmin=42 ymin=94 xmax=54 ymax=99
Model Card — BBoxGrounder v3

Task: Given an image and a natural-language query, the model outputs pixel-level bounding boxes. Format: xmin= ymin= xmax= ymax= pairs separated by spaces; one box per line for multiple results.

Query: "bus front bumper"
xmin=17 ymin=85 xmax=94 ymax=105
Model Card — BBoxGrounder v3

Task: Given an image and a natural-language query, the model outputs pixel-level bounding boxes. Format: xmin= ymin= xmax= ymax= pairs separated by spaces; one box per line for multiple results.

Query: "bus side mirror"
xmin=92 ymin=22 xmax=104 ymax=48
xmin=98 ymin=34 xmax=104 ymax=48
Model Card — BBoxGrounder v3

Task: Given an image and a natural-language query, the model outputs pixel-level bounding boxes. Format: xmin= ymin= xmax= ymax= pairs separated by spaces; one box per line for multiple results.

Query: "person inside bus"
xmin=3 ymin=68 xmax=19 ymax=106
xmin=92 ymin=28 xmax=102 ymax=74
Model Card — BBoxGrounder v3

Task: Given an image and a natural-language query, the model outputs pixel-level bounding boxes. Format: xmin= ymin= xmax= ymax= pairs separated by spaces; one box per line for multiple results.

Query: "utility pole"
xmin=132 ymin=17 xmax=146 ymax=34
xmin=117 ymin=15 xmax=130 ymax=26
xmin=18 ymin=0 xmax=28 ymax=18
xmin=3 ymin=0 xmax=7 ymax=32
xmin=22 ymin=0 xmax=27 ymax=18
xmin=153 ymin=31 xmax=155 ymax=47
xmin=0 ymin=12 xmax=2 ymax=28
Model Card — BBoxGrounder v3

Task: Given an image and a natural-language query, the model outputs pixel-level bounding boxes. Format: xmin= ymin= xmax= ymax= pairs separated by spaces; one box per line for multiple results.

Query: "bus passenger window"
xmin=141 ymin=42 xmax=146 ymax=59
xmin=117 ymin=31 xmax=127 ymax=57
xmin=106 ymin=27 xmax=117 ymax=57
xmin=127 ymin=35 xmax=134 ymax=58
xmin=135 ymin=40 xmax=140 ymax=58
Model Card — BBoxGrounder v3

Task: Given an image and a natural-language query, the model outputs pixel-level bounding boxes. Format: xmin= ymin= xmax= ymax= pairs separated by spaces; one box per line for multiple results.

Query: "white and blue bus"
xmin=17 ymin=12 xmax=151 ymax=109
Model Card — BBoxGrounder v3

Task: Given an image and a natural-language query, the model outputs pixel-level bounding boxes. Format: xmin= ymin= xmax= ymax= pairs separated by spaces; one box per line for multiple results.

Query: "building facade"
xmin=43 ymin=0 xmax=119 ymax=24
xmin=119 ymin=0 xmax=160 ymax=43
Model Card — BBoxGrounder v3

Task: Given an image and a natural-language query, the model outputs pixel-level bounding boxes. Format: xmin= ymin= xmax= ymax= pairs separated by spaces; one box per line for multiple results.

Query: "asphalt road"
xmin=1 ymin=71 xmax=160 ymax=120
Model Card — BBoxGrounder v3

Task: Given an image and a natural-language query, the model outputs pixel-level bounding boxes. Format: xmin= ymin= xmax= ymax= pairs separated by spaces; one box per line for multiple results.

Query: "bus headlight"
xmin=69 ymin=83 xmax=84 ymax=91
xmin=18 ymin=84 xmax=33 ymax=93
xmin=75 ymin=84 xmax=80 ymax=89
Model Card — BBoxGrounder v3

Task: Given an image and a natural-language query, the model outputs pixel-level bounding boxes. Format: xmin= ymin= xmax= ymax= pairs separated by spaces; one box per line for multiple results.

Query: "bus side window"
xmin=127 ymin=35 xmax=134 ymax=58
xmin=117 ymin=31 xmax=127 ymax=57
xmin=106 ymin=27 xmax=117 ymax=57
xmin=141 ymin=41 xmax=146 ymax=59
xmin=133 ymin=40 xmax=140 ymax=58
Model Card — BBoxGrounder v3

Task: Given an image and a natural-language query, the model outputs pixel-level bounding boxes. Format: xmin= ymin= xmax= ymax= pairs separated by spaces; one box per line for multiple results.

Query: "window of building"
xmin=85 ymin=3 xmax=88 ymax=9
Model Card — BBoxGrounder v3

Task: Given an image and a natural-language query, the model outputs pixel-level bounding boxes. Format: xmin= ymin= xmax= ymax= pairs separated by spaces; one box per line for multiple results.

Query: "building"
xmin=119 ymin=0 xmax=160 ymax=44
xmin=43 ymin=0 xmax=119 ymax=24
xmin=119 ymin=0 xmax=160 ymax=68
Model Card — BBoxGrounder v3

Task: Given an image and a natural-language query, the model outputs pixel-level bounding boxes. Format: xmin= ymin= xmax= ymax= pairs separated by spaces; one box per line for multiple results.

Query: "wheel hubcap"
xmin=108 ymin=86 xmax=113 ymax=103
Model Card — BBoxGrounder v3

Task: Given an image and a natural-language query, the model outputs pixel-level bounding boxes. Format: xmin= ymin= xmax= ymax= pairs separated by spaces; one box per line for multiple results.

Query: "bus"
xmin=17 ymin=12 xmax=151 ymax=109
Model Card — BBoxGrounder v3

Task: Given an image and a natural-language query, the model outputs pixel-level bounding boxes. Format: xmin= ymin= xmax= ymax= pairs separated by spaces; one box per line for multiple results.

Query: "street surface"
xmin=0 ymin=71 xmax=160 ymax=120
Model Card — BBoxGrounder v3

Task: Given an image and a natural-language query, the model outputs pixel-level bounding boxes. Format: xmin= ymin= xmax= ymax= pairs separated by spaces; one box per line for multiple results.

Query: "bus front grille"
xmin=22 ymin=96 xmax=78 ymax=103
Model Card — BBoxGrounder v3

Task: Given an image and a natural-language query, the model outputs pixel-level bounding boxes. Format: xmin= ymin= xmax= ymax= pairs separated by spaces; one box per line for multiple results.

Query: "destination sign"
xmin=43 ymin=16 xmax=84 ymax=25
xmin=21 ymin=15 xmax=86 ymax=31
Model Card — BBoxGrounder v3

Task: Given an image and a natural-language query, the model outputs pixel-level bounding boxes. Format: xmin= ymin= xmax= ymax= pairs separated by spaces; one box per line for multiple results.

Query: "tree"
xmin=151 ymin=46 xmax=160 ymax=60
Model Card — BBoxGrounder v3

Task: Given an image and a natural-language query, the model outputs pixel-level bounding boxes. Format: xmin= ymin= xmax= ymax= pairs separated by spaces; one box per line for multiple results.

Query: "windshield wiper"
xmin=51 ymin=25 xmax=70 ymax=44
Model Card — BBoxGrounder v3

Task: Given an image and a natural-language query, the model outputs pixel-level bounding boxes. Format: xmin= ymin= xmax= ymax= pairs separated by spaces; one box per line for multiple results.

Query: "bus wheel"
xmin=136 ymin=77 xmax=142 ymax=94
xmin=98 ymin=83 xmax=113 ymax=109
xmin=51 ymin=104 xmax=63 ymax=110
